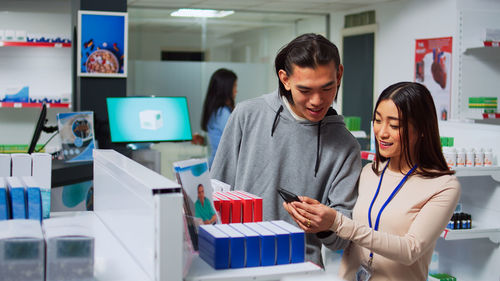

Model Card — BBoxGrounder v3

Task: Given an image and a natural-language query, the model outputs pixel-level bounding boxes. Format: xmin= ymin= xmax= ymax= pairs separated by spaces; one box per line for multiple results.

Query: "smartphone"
xmin=277 ymin=187 xmax=301 ymax=203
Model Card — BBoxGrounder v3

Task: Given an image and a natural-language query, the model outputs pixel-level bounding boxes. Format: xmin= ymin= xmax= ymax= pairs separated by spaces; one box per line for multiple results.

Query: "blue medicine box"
xmin=259 ymin=221 xmax=290 ymax=265
xmin=0 ymin=178 xmax=9 ymax=220
xmin=244 ymin=222 xmax=276 ymax=266
xmin=198 ymin=225 xmax=230 ymax=269
xmin=6 ymin=177 xmax=26 ymax=220
xmin=215 ymin=224 xmax=245 ymax=268
xmin=271 ymin=220 xmax=305 ymax=263
xmin=229 ymin=223 xmax=260 ymax=267
xmin=23 ymin=177 xmax=42 ymax=222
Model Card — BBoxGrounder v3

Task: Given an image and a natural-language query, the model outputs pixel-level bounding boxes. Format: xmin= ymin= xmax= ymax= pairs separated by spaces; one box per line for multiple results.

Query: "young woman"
xmin=284 ymin=82 xmax=461 ymax=281
xmin=201 ymin=68 xmax=237 ymax=168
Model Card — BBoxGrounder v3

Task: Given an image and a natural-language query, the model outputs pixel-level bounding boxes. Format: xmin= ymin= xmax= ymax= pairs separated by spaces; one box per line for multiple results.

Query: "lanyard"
xmin=367 ymin=160 xmax=417 ymax=264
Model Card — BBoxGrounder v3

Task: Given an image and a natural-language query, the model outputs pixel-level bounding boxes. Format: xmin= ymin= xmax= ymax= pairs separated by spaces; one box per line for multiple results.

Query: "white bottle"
xmin=456 ymin=148 xmax=466 ymax=167
xmin=466 ymin=148 xmax=475 ymax=167
xmin=484 ymin=148 xmax=493 ymax=167
xmin=449 ymin=148 xmax=457 ymax=168
xmin=474 ymin=148 xmax=484 ymax=167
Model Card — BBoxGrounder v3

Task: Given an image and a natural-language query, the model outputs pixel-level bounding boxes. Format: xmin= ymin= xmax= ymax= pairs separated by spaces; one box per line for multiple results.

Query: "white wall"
xmin=330 ymin=0 xmax=459 ymax=116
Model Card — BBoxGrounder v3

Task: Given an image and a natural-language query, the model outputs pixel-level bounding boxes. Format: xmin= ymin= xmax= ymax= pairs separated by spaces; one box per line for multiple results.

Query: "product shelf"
xmin=441 ymin=226 xmax=500 ymax=244
xmin=185 ymin=255 xmax=322 ymax=281
xmin=453 ymin=166 xmax=500 ymax=182
xmin=0 ymin=102 xmax=71 ymax=108
xmin=0 ymin=41 xmax=71 ymax=48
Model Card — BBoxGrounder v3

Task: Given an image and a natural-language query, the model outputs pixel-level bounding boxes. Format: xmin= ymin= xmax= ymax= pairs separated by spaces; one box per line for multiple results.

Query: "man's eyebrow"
xmin=296 ymin=81 xmax=335 ymax=89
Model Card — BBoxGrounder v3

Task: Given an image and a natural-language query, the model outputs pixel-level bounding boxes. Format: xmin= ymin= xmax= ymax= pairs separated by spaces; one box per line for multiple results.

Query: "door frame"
xmin=338 ymin=24 xmax=378 ymax=115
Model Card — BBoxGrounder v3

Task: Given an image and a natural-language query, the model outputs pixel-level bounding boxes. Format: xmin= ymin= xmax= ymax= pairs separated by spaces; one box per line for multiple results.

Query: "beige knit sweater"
xmin=332 ymin=163 xmax=460 ymax=281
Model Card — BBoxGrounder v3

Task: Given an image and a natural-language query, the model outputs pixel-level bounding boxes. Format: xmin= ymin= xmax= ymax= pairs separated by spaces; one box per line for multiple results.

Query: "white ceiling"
xmin=127 ymin=0 xmax=396 ymax=37
xmin=127 ymin=0 xmax=394 ymax=14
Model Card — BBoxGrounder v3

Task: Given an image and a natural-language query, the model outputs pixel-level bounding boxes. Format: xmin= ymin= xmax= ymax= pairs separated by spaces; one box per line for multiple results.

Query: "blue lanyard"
xmin=367 ymin=160 xmax=417 ymax=260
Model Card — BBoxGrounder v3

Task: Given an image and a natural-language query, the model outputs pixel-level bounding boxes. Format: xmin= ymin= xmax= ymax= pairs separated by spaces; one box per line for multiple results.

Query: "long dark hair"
xmin=201 ymin=68 xmax=237 ymax=131
xmin=275 ymin=33 xmax=341 ymax=104
xmin=372 ymin=82 xmax=454 ymax=177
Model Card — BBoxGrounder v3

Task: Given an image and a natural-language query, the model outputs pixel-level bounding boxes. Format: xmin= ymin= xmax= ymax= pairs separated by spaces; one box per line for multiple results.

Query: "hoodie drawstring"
xmin=315 ymin=120 xmax=322 ymax=177
xmin=271 ymin=105 xmax=284 ymax=137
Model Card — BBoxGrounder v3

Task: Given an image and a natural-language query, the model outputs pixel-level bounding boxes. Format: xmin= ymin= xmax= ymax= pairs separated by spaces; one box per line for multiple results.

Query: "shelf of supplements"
xmin=453 ymin=166 xmax=500 ymax=182
xmin=0 ymin=102 xmax=70 ymax=108
xmin=185 ymin=255 xmax=322 ymax=281
xmin=0 ymin=41 xmax=71 ymax=48
xmin=441 ymin=226 xmax=500 ymax=244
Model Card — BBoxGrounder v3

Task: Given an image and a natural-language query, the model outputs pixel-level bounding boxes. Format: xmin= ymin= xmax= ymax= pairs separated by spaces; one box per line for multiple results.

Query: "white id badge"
xmin=355 ymin=263 xmax=372 ymax=281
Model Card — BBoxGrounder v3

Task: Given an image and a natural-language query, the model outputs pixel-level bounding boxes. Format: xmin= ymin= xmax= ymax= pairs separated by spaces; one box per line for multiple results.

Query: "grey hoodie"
xmin=211 ymin=90 xmax=361 ymax=267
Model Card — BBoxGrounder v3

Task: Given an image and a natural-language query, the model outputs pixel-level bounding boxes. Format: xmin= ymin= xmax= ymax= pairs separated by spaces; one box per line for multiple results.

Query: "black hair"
xmin=372 ymin=82 xmax=454 ymax=177
xmin=274 ymin=33 xmax=341 ymax=104
xmin=201 ymin=68 xmax=237 ymax=131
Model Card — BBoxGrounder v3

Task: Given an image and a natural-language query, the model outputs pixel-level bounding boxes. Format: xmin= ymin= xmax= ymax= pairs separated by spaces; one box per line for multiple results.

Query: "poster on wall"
xmin=414 ymin=37 xmax=452 ymax=120
xmin=77 ymin=10 xmax=128 ymax=78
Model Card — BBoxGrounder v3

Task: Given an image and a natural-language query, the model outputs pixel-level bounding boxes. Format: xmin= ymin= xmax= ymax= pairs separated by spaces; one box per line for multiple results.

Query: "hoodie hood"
xmin=265 ymin=90 xmax=344 ymax=177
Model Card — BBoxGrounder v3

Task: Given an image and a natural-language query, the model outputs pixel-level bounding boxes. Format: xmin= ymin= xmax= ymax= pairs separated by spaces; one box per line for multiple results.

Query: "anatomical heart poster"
xmin=415 ymin=37 xmax=452 ymax=120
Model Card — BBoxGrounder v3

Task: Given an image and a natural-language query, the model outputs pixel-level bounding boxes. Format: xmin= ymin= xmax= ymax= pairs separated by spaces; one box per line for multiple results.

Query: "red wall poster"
xmin=415 ymin=37 xmax=452 ymax=120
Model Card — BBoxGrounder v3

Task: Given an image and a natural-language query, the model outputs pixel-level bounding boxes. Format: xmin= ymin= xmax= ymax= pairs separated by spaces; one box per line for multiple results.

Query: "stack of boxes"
xmin=198 ymin=220 xmax=305 ymax=269
xmin=0 ymin=153 xmax=52 ymax=221
xmin=213 ymin=191 xmax=263 ymax=224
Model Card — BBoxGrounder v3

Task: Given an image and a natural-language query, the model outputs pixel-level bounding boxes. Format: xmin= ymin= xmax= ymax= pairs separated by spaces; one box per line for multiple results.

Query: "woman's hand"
xmin=283 ymin=196 xmax=337 ymax=233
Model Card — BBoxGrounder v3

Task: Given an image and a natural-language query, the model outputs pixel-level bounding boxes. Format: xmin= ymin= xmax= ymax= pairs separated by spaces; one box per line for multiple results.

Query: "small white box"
xmin=0 ymin=30 xmax=5 ymax=41
xmin=31 ymin=153 xmax=51 ymax=219
xmin=0 ymin=154 xmax=10 ymax=177
xmin=4 ymin=30 xmax=15 ymax=41
xmin=11 ymin=153 xmax=32 ymax=177
xmin=15 ymin=30 xmax=27 ymax=42
xmin=139 ymin=110 xmax=163 ymax=130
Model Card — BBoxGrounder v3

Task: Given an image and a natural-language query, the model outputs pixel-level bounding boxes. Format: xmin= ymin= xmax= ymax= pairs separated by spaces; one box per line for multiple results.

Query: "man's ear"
xmin=336 ymin=64 xmax=344 ymax=90
xmin=278 ymin=69 xmax=291 ymax=91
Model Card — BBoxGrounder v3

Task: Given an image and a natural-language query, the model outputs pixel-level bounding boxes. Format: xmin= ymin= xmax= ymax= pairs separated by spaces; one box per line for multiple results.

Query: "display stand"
xmin=186 ymin=255 xmax=322 ymax=281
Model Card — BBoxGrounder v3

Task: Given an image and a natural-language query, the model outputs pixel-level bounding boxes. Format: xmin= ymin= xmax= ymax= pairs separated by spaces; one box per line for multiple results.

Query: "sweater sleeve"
xmin=331 ymin=177 xmax=460 ymax=265
xmin=209 ymin=105 xmax=242 ymax=188
xmin=320 ymin=139 xmax=362 ymax=251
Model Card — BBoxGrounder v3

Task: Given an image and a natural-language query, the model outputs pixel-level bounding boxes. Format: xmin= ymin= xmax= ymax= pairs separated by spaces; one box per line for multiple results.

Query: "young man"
xmin=210 ymin=33 xmax=361 ymax=267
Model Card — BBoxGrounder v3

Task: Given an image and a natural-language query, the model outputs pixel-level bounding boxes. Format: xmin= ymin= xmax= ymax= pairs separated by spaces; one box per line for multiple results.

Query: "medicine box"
xmin=43 ymin=219 xmax=95 ymax=281
xmin=271 ymin=220 xmax=305 ymax=263
xmin=228 ymin=191 xmax=253 ymax=223
xmin=244 ymin=222 xmax=276 ymax=266
xmin=215 ymin=224 xmax=245 ymax=268
xmin=259 ymin=221 xmax=290 ymax=265
xmin=0 ymin=220 xmax=45 ymax=281
xmin=6 ymin=177 xmax=26 ymax=219
xmin=229 ymin=223 xmax=260 ymax=267
xmin=198 ymin=225 xmax=230 ymax=269
xmin=21 ymin=177 xmax=42 ymax=222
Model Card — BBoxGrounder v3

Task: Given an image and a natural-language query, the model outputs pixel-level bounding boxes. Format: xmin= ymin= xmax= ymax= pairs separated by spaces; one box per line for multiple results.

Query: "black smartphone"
xmin=277 ymin=187 xmax=301 ymax=203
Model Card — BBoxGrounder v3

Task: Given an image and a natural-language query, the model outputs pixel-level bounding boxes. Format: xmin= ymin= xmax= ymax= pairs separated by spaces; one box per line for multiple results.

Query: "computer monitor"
xmin=28 ymin=103 xmax=48 ymax=154
xmin=106 ymin=96 xmax=193 ymax=143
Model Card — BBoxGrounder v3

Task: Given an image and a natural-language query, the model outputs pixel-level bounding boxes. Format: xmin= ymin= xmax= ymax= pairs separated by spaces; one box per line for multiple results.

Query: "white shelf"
xmin=441 ymin=226 xmax=500 ymax=243
xmin=453 ymin=166 xmax=500 ymax=182
xmin=350 ymin=130 xmax=367 ymax=138
xmin=185 ymin=255 xmax=322 ymax=281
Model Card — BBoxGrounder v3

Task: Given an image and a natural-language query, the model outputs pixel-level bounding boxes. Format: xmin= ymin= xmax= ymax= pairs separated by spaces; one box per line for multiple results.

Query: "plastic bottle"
xmin=466 ymin=148 xmax=475 ymax=167
xmin=456 ymin=148 xmax=466 ymax=167
xmin=484 ymin=148 xmax=493 ymax=167
xmin=474 ymin=148 xmax=484 ymax=167
xmin=449 ymin=148 xmax=457 ymax=168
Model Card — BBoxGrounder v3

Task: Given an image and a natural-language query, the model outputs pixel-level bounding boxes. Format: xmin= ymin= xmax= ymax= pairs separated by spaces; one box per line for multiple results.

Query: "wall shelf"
xmin=0 ymin=102 xmax=71 ymax=108
xmin=453 ymin=166 xmax=500 ymax=182
xmin=441 ymin=227 xmax=500 ymax=244
xmin=0 ymin=41 xmax=71 ymax=48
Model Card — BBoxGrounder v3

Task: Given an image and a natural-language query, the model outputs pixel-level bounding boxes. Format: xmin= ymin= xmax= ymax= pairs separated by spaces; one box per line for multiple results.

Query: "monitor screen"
xmin=106 ymin=96 xmax=193 ymax=143
xmin=28 ymin=103 xmax=47 ymax=154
